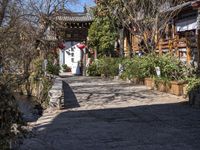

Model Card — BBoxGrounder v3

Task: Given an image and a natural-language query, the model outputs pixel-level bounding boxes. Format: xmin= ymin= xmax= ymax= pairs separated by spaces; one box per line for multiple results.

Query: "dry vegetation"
xmin=0 ymin=0 xmax=77 ymax=148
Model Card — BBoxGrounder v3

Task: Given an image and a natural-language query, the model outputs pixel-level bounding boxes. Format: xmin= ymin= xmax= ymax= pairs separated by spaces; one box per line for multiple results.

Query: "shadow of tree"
xmin=21 ymin=102 xmax=200 ymax=150
xmin=63 ymin=81 xmax=80 ymax=109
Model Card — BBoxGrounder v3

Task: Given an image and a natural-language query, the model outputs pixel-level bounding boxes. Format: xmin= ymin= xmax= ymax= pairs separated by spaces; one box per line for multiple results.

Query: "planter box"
xmin=155 ymin=81 xmax=170 ymax=93
xmin=170 ymin=81 xmax=185 ymax=96
xmin=145 ymin=78 xmax=154 ymax=90
xmin=183 ymin=84 xmax=188 ymax=97
xmin=131 ymin=78 xmax=144 ymax=85
xmin=63 ymin=68 xmax=71 ymax=72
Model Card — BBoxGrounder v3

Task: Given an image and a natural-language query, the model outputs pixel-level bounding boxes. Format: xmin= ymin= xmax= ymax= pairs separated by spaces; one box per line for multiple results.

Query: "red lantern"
xmin=58 ymin=43 xmax=65 ymax=49
xmin=77 ymin=43 xmax=86 ymax=50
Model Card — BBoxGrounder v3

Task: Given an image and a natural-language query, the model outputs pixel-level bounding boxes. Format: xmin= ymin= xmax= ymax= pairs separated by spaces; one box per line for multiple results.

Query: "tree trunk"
xmin=197 ymin=9 xmax=200 ymax=73
xmin=119 ymin=27 xmax=124 ymax=57
xmin=23 ymin=58 xmax=32 ymax=97
xmin=0 ymin=0 xmax=9 ymax=27
xmin=126 ymin=31 xmax=132 ymax=58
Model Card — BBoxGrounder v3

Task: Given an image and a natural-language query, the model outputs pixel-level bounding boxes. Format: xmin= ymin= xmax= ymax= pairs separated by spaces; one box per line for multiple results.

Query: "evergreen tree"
xmin=88 ymin=14 xmax=117 ymax=57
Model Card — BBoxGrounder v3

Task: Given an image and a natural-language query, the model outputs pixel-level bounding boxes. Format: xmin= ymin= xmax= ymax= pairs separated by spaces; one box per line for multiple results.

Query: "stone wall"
xmin=48 ymin=78 xmax=63 ymax=109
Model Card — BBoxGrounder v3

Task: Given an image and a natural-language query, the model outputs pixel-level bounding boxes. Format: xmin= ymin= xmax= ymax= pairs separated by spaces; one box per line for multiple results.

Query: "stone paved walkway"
xmin=18 ymin=77 xmax=200 ymax=150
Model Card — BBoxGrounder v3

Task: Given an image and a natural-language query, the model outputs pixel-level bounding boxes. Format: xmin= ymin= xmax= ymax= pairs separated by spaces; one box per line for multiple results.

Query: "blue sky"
xmin=68 ymin=0 xmax=96 ymax=12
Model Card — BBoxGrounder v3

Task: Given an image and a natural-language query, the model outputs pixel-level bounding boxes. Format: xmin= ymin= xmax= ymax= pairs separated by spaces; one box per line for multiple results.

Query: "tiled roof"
xmin=55 ymin=14 xmax=93 ymax=22
xmin=161 ymin=1 xmax=197 ymax=13
xmin=53 ymin=7 xmax=94 ymax=22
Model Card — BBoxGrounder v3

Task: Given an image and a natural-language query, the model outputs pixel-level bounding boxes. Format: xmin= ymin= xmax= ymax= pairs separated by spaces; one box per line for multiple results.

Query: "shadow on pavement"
xmin=24 ymin=102 xmax=200 ymax=150
xmin=63 ymin=81 xmax=80 ymax=109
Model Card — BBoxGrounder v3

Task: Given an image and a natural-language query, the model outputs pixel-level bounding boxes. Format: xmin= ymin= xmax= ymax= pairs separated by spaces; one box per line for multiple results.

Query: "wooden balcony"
xmin=156 ymin=37 xmax=197 ymax=63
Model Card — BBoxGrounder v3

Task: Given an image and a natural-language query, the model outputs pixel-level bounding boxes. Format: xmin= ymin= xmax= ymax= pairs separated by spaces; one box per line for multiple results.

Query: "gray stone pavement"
xmin=18 ymin=76 xmax=200 ymax=150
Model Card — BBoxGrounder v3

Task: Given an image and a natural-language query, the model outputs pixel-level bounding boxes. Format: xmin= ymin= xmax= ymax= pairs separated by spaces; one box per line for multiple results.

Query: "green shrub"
xmin=98 ymin=57 xmax=119 ymax=77
xmin=87 ymin=60 xmax=101 ymax=76
xmin=0 ymin=75 xmax=23 ymax=149
xmin=121 ymin=55 xmax=157 ymax=80
xmin=186 ymin=77 xmax=200 ymax=94
xmin=62 ymin=64 xmax=71 ymax=72
xmin=40 ymin=77 xmax=53 ymax=108
xmin=155 ymin=54 xmax=186 ymax=80
xmin=46 ymin=62 xmax=60 ymax=75
xmin=87 ymin=57 xmax=123 ymax=77
xmin=120 ymin=54 xmax=191 ymax=81
xmin=46 ymin=54 xmax=60 ymax=75
xmin=87 ymin=54 xmax=193 ymax=81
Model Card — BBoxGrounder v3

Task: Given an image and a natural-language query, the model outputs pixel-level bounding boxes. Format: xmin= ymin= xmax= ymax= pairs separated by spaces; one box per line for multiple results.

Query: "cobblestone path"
xmin=19 ymin=77 xmax=200 ymax=150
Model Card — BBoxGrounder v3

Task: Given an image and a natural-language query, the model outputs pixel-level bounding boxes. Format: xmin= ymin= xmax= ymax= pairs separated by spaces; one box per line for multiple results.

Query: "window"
xmin=71 ymin=58 xmax=74 ymax=62
xmin=71 ymin=53 xmax=74 ymax=57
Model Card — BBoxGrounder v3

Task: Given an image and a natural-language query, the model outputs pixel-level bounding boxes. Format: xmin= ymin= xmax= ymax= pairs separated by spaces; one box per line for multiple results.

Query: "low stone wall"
xmin=48 ymin=78 xmax=63 ymax=109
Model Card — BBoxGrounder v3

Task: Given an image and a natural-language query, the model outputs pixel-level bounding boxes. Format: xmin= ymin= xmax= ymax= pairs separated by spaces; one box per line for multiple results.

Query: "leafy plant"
xmin=46 ymin=62 xmax=60 ymax=75
xmin=98 ymin=57 xmax=119 ymax=77
xmin=62 ymin=64 xmax=71 ymax=72
xmin=88 ymin=13 xmax=117 ymax=57
xmin=87 ymin=60 xmax=101 ymax=76
xmin=0 ymin=75 xmax=23 ymax=149
xmin=154 ymin=76 xmax=171 ymax=87
xmin=121 ymin=55 xmax=157 ymax=80
xmin=87 ymin=57 xmax=123 ymax=77
xmin=186 ymin=78 xmax=200 ymax=94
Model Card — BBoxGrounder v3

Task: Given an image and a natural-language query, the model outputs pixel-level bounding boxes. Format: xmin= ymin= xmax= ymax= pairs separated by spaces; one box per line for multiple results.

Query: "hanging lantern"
xmin=77 ymin=43 xmax=86 ymax=50
xmin=58 ymin=42 xmax=65 ymax=49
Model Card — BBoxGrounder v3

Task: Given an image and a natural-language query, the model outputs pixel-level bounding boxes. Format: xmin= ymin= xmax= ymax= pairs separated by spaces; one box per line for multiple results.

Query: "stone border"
xmin=48 ymin=78 xmax=63 ymax=109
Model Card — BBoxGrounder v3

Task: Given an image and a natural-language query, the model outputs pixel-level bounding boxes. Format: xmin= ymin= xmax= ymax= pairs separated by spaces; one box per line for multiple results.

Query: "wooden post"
xmin=169 ymin=39 xmax=173 ymax=55
xmin=186 ymin=45 xmax=191 ymax=64
xmin=197 ymin=9 xmax=200 ymax=68
xmin=159 ymin=39 xmax=163 ymax=55
xmin=192 ymin=2 xmax=200 ymax=70
xmin=186 ymin=38 xmax=191 ymax=64
xmin=126 ymin=31 xmax=132 ymax=58
xmin=175 ymin=34 xmax=179 ymax=58
xmin=119 ymin=27 xmax=124 ymax=57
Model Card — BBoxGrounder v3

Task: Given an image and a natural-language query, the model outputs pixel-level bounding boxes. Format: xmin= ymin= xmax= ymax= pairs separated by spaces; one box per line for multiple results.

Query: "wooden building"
xmin=44 ymin=7 xmax=94 ymax=74
xmin=123 ymin=0 xmax=200 ymax=65
xmin=50 ymin=7 xmax=93 ymax=45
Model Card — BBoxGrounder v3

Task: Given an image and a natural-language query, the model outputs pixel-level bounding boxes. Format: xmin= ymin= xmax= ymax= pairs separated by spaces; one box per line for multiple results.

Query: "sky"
xmin=68 ymin=0 xmax=96 ymax=12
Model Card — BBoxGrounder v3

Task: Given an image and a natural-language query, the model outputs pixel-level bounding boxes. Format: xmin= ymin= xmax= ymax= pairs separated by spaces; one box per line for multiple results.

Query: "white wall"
xmin=59 ymin=42 xmax=82 ymax=75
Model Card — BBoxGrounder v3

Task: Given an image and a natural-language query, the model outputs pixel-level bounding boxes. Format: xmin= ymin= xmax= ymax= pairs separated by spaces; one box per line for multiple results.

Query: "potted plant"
xmin=62 ymin=64 xmax=71 ymax=72
xmin=145 ymin=77 xmax=154 ymax=90
xmin=170 ymin=80 xmax=187 ymax=96
xmin=155 ymin=54 xmax=190 ymax=96
xmin=154 ymin=77 xmax=170 ymax=92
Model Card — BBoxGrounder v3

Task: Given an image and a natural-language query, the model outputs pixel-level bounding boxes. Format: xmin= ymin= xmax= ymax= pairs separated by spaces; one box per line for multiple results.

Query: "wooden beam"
xmin=197 ymin=9 xmax=200 ymax=69
xmin=159 ymin=39 xmax=163 ymax=55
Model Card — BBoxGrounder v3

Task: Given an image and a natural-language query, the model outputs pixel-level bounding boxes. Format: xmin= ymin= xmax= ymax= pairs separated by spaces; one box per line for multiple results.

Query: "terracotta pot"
xmin=145 ymin=78 xmax=154 ymax=90
xmin=170 ymin=81 xmax=185 ymax=96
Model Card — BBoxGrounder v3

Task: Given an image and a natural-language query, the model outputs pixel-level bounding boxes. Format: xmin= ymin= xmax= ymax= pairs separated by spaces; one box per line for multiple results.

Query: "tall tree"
xmin=97 ymin=0 xmax=186 ymax=52
xmin=88 ymin=13 xmax=117 ymax=57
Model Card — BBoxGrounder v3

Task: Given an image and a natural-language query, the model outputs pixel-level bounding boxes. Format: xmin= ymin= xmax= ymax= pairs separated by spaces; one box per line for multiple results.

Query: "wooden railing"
xmin=129 ymin=37 xmax=197 ymax=64
xmin=156 ymin=38 xmax=194 ymax=63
